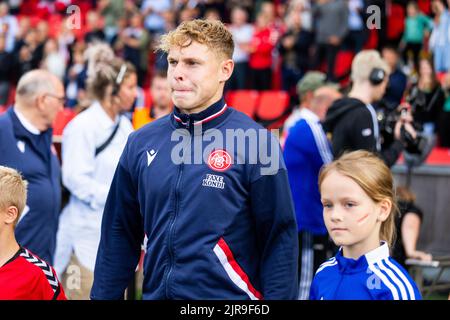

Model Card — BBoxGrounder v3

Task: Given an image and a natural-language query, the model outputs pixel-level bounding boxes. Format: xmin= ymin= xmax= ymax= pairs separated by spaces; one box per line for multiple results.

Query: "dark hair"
xmin=418 ymin=55 xmax=438 ymax=89
xmin=153 ymin=69 xmax=167 ymax=80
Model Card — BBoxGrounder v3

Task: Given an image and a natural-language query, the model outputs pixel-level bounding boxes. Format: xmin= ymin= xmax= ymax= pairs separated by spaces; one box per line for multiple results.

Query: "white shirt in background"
xmin=54 ymin=101 xmax=133 ymax=274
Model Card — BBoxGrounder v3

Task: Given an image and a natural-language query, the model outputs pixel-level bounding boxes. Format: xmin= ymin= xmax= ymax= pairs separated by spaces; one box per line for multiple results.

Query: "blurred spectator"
xmin=392 ymin=186 xmax=432 ymax=267
xmin=260 ymin=1 xmax=285 ymax=35
xmin=110 ymin=15 xmax=128 ymax=55
xmin=429 ymin=0 xmax=450 ymax=72
xmin=312 ymin=0 xmax=349 ymax=81
xmin=6 ymin=0 xmax=21 ymax=15
xmin=42 ymin=38 xmax=66 ymax=80
xmin=196 ymin=0 xmax=226 ymax=20
xmin=65 ymin=49 xmax=84 ymax=108
xmin=284 ymin=84 xmax=341 ymax=300
xmin=204 ymin=7 xmax=221 ymax=21
xmin=57 ymin=17 xmax=76 ymax=67
xmin=226 ymin=0 xmax=253 ymax=17
xmin=400 ymin=1 xmax=433 ymax=72
xmin=14 ymin=15 xmax=31 ymax=45
xmin=141 ymin=0 xmax=171 ymax=36
xmin=345 ymin=0 xmax=367 ymax=54
xmin=438 ymin=71 xmax=450 ymax=147
xmin=14 ymin=29 xmax=42 ymax=79
xmin=248 ymin=11 xmax=275 ymax=90
xmin=226 ymin=6 xmax=253 ymax=91
xmin=132 ymin=70 xmax=172 ymax=129
xmin=0 ymin=35 xmax=13 ymax=105
xmin=278 ymin=8 xmax=314 ymax=93
xmin=178 ymin=7 xmax=198 ymax=23
xmin=36 ymin=21 xmax=49 ymax=47
xmin=407 ymin=56 xmax=445 ymax=135
xmin=282 ymin=71 xmax=329 ymax=145
xmin=0 ymin=70 xmax=64 ymax=264
xmin=291 ymin=0 xmax=313 ymax=32
xmin=0 ymin=2 xmax=18 ymax=53
xmin=381 ymin=45 xmax=408 ymax=110
xmin=121 ymin=11 xmax=150 ymax=87
xmin=55 ymin=44 xmax=136 ymax=299
xmin=98 ymin=0 xmax=125 ymax=43
xmin=84 ymin=11 xmax=106 ymax=44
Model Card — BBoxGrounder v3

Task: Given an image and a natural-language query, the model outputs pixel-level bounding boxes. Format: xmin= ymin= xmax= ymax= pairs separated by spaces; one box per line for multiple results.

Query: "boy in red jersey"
xmin=0 ymin=165 xmax=66 ymax=300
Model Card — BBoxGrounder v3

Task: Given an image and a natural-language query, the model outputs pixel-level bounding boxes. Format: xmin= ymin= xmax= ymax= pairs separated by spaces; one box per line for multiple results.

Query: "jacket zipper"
xmin=165 ymin=116 xmax=191 ymax=298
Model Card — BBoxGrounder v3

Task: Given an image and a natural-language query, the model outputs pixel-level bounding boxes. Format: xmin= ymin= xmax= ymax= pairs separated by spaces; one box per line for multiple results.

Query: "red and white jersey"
xmin=0 ymin=247 xmax=66 ymax=300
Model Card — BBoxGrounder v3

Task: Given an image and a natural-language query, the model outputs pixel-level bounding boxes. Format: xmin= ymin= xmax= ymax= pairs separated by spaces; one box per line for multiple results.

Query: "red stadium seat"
xmin=398 ymin=147 xmax=450 ymax=166
xmin=226 ymin=90 xmax=260 ymax=119
xmin=425 ymin=147 xmax=450 ymax=165
xmin=334 ymin=50 xmax=354 ymax=85
xmin=364 ymin=28 xmax=378 ymax=50
xmin=418 ymin=0 xmax=431 ymax=15
xmin=437 ymin=72 xmax=447 ymax=86
xmin=387 ymin=4 xmax=405 ymax=40
xmin=255 ymin=90 xmax=289 ymax=123
xmin=52 ymin=108 xmax=77 ymax=142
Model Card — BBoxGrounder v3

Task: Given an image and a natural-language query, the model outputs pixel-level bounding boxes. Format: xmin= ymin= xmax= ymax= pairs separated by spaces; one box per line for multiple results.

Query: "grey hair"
xmin=16 ymin=69 xmax=56 ymax=101
xmin=84 ymin=42 xmax=136 ymax=101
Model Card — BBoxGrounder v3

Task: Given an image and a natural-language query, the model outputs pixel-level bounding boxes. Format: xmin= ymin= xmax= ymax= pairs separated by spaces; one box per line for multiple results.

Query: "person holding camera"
xmin=323 ymin=50 xmax=417 ymax=167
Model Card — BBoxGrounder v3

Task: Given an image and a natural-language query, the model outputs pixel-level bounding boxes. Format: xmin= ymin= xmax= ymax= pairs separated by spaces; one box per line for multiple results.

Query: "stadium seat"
xmin=255 ymin=90 xmax=290 ymax=124
xmin=52 ymin=108 xmax=77 ymax=142
xmin=387 ymin=4 xmax=405 ymax=40
xmin=364 ymin=28 xmax=378 ymax=50
xmin=0 ymin=105 xmax=7 ymax=115
xmin=437 ymin=72 xmax=447 ymax=86
xmin=225 ymin=90 xmax=260 ymax=119
xmin=418 ymin=0 xmax=431 ymax=15
xmin=334 ymin=50 xmax=354 ymax=85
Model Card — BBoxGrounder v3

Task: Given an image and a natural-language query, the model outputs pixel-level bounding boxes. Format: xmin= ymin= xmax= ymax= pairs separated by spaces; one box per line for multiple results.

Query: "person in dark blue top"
xmin=91 ymin=19 xmax=299 ymax=300
xmin=311 ymin=150 xmax=421 ymax=300
xmin=0 ymin=70 xmax=64 ymax=264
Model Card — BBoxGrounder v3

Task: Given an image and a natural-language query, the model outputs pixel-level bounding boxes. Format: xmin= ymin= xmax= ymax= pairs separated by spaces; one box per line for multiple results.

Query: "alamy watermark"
xmin=170 ymin=124 xmax=281 ymax=176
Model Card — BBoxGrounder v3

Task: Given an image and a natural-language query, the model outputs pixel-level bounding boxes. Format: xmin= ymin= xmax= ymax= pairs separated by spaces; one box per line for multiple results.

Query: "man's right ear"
xmin=4 ymin=206 xmax=19 ymax=225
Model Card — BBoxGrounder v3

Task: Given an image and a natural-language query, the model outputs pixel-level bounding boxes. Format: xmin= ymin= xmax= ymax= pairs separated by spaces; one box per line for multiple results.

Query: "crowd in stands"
xmin=0 ymin=0 xmax=449 ymax=148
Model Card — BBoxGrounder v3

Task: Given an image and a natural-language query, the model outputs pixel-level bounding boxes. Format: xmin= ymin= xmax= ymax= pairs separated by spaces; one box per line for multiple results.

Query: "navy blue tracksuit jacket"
xmin=0 ymin=108 xmax=61 ymax=263
xmin=91 ymin=98 xmax=299 ymax=299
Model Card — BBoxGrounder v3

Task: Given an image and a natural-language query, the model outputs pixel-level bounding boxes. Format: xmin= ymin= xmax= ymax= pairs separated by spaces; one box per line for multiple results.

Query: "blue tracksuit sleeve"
xmin=90 ymin=140 xmax=144 ymax=300
xmin=250 ymin=143 xmax=299 ymax=299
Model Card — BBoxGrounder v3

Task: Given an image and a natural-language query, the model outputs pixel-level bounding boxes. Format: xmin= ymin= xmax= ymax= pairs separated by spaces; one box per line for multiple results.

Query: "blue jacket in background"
xmin=0 ymin=108 xmax=61 ymax=264
xmin=91 ymin=98 xmax=299 ymax=300
xmin=310 ymin=242 xmax=422 ymax=300
xmin=283 ymin=109 xmax=332 ymax=235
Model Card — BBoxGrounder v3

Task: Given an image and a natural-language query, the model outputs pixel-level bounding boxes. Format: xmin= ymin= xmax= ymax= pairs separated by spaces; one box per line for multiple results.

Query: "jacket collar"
xmin=13 ymin=108 xmax=40 ymax=135
xmin=335 ymin=242 xmax=390 ymax=274
xmin=171 ymin=97 xmax=230 ymax=132
xmin=8 ymin=107 xmax=52 ymax=141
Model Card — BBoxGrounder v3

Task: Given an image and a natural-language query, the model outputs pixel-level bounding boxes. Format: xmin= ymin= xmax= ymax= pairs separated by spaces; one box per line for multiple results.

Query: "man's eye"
xmin=169 ymin=61 xmax=177 ymax=66
xmin=323 ymin=203 xmax=332 ymax=209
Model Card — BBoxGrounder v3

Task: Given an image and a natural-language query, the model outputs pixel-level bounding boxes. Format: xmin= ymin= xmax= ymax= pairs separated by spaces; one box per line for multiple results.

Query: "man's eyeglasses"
xmin=44 ymin=93 xmax=66 ymax=105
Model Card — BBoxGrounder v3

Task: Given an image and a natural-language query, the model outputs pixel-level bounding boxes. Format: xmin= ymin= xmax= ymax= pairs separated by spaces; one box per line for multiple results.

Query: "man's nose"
xmin=172 ymin=64 xmax=185 ymax=81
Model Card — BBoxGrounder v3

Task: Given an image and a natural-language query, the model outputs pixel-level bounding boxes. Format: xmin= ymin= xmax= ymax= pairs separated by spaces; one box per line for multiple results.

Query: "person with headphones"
xmin=53 ymin=43 xmax=137 ymax=299
xmin=323 ymin=50 xmax=417 ymax=167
